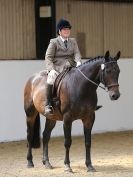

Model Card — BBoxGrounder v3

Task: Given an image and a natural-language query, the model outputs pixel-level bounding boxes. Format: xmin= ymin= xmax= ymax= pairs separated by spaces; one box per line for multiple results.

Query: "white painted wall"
xmin=0 ymin=59 xmax=132 ymax=142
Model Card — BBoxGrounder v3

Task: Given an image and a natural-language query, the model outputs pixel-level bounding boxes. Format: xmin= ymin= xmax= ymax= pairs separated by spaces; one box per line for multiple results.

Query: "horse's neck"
xmin=79 ymin=58 xmax=103 ymax=83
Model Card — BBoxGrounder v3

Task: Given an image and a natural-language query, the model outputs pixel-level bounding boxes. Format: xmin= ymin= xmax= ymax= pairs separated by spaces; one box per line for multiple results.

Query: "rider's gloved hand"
xmin=76 ymin=61 xmax=81 ymax=67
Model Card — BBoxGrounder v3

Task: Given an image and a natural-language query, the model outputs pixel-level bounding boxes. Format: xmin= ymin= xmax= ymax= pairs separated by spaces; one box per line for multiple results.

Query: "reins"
xmin=77 ymin=68 xmax=106 ymax=91
xmin=77 ymin=60 xmax=119 ymax=92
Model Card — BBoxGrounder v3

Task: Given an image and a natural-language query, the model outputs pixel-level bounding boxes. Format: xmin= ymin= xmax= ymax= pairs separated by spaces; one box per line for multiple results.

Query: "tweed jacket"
xmin=45 ymin=36 xmax=82 ymax=73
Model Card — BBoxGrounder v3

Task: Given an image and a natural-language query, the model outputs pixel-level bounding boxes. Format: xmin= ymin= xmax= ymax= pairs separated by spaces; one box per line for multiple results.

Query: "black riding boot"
xmin=45 ymin=84 xmax=53 ymax=115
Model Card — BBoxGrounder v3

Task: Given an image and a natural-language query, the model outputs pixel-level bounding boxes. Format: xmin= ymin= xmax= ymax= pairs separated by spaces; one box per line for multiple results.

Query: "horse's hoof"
xmin=27 ymin=161 xmax=34 ymax=168
xmin=87 ymin=165 xmax=96 ymax=172
xmin=64 ymin=164 xmax=73 ymax=173
xmin=43 ymin=161 xmax=53 ymax=169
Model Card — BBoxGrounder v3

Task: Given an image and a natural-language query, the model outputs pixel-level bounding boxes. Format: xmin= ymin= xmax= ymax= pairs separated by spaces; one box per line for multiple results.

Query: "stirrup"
xmin=45 ymin=105 xmax=53 ymax=115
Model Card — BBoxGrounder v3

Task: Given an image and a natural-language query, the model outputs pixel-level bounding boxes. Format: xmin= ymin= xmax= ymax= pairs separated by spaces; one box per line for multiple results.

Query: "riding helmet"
xmin=57 ymin=19 xmax=72 ymax=34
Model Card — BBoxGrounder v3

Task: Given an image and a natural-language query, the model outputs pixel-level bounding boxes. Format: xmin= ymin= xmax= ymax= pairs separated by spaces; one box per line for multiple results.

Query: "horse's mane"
xmin=77 ymin=56 xmax=104 ymax=68
xmin=77 ymin=55 xmax=116 ymax=68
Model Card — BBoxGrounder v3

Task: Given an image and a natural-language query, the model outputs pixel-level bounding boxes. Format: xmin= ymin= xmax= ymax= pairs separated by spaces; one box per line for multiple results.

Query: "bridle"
xmin=100 ymin=61 xmax=119 ymax=90
xmin=77 ymin=61 xmax=119 ymax=92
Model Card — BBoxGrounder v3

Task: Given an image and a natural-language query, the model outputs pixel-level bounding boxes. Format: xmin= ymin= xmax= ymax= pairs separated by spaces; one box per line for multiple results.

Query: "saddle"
xmin=52 ymin=68 xmax=71 ymax=107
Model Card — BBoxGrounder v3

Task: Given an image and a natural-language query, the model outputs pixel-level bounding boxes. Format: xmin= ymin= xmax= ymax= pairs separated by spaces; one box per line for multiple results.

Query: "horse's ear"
xmin=104 ymin=50 xmax=110 ymax=62
xmin=115 ymin=51 xmax=121 ymax=60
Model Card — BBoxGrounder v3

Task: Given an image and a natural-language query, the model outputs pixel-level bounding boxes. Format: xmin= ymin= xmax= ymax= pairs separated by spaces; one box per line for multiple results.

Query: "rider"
xmin=45 ymin=18 xmax=82 ymax=115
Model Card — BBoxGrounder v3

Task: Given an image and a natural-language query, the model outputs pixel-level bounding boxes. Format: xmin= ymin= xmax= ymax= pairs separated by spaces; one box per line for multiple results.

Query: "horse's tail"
xmin=32 ymin=113 xmax=41 ymax=148
xmin=95 ymin=105 xmax=103 ymax=111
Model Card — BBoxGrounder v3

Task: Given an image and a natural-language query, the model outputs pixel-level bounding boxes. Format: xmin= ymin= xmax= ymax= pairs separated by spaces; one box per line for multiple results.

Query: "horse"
xmin=24 ymin=50 xmax=121 ymax=172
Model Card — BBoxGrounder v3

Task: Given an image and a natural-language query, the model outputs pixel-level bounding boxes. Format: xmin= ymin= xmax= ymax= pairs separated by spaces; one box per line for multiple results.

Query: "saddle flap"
xmin=53 ymin=68 xmax=70 ymax=98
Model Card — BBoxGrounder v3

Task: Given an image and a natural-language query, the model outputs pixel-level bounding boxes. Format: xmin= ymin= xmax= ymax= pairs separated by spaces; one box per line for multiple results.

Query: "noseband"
xmin=77 ymin=60 xmax=119 ymax=91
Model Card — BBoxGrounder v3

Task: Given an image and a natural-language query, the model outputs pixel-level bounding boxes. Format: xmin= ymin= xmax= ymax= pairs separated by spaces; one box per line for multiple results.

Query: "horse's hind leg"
xmin=25 ymin=103 xmax=40 ymax=168
xmin=42 ymin=119 xmax=56 ymax=169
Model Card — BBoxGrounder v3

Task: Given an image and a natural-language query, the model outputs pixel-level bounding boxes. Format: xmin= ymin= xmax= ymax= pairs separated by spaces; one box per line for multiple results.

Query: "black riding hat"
xmin=57 ymin=19 xmax=72 ymax=35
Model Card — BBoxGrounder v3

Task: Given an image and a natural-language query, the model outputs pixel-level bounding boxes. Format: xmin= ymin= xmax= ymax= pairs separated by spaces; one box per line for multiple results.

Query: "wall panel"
xmin=56 ymin=0 xmax=133 ymax=58
xmin=23 ymin=0 xmax=36 ymax=59
xmin=0 ymin=0 xmax=35 ymax=59
xmin=104 ymin=2 xmax=133 ymax=57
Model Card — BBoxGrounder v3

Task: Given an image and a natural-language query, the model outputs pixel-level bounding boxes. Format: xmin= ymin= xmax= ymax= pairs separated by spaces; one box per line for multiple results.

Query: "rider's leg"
xmin=45 ymin=84 xmax=53 ymax=114
xmin=45 ymin=70 xmax=59 ymax=115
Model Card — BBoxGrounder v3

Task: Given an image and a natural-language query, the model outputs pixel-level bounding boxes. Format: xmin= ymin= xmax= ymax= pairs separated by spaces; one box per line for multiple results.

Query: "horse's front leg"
xmin=42 ymin=119 xmax=56 ymax=169
xmin=63 ymin=115 xmax=73 ymax=172
xmin=82 ymin=113 xmax=96 ymax=172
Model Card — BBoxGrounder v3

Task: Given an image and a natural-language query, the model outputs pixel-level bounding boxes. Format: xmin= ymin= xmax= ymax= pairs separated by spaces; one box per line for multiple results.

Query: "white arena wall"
xmin=0 ymin=59 xmax=132 ymax=142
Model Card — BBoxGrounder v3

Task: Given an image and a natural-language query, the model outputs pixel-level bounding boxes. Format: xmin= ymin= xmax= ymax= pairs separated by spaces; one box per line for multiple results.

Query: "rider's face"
xmin=59 ymin=28 xmax=71 ymax=39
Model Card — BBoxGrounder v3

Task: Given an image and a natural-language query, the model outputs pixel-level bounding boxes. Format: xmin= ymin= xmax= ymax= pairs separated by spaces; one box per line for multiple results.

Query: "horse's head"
xmin=100 ymin=51 xmax=121 ymax=100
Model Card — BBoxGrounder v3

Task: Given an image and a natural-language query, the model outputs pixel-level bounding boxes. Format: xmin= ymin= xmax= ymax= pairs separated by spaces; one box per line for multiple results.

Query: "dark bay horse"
xmin=24 ymin=51 xmax=120 ymax=172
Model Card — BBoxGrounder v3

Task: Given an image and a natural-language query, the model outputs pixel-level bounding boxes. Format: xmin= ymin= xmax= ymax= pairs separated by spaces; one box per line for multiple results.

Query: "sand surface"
xmin=0 ymin=131 xmax=133 ymax=177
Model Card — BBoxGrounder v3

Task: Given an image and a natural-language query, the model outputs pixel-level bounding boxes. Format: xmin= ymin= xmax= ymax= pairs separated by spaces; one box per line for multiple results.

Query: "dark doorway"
xmin=35 ymin=0 xmax=56 ymax=59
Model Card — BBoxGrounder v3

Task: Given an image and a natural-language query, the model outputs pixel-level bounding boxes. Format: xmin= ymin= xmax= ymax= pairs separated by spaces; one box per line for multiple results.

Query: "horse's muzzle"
xmin=109 ymin=90 xmax=120 ymax=100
